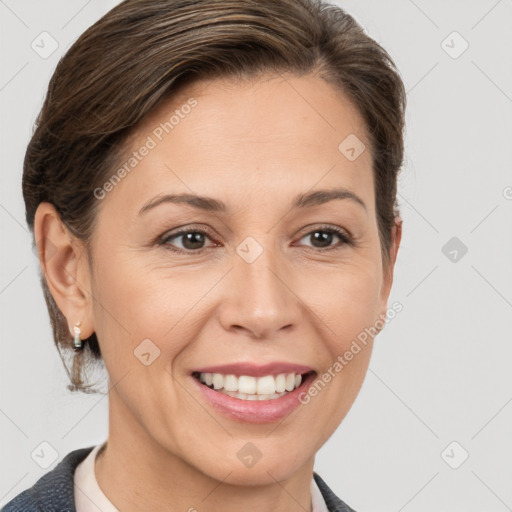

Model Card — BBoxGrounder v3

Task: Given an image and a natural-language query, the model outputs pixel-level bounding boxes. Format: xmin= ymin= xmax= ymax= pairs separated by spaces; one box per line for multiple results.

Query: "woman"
xmin=3 ymin=0 xmax=405 ymax=510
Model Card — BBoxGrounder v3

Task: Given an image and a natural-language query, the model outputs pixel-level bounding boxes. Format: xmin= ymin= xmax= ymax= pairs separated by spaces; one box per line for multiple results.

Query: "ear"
xmin=379 ymin=215 xmax=402 ymax=317
xmin=33 ymin=202 xmax=94 ymax=341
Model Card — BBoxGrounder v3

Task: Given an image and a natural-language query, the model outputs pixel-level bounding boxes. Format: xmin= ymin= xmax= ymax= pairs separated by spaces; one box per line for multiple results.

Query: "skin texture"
xmin=35 ymin=71 xmax=401 ymax=512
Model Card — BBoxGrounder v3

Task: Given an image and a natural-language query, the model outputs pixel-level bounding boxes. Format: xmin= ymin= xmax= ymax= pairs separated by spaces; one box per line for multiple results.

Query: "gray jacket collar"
xmin=2 ymin=447 xmax=357 ymax=512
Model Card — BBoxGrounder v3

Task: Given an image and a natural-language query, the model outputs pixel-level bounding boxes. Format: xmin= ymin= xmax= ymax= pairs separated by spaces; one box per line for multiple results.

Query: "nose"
xmin=218 ymin=240 xmax=302 ymax=340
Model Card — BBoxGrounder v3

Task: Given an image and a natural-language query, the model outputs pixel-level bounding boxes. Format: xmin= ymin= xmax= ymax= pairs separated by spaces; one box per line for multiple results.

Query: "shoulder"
xmin=1 ymin=446 xmax=95 ymax=512
xmin=313 ymin=472 xmax=358 ymax=512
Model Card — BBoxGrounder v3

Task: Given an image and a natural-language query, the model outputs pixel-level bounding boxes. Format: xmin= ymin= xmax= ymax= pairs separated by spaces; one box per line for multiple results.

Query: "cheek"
xmin=301 ymin=268 xmax=381 ymax=439
xmin=299 ymin=260 xmax=381 ymax=422
xmin=299 ymin=259 xmax=383 ymax=344
xmin=89 ymin=251 xmax=209 ymax=371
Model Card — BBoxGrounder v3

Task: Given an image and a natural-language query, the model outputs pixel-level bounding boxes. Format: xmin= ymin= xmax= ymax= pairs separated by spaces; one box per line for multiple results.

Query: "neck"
xmin=94 ymin=388 xmax=316 ymax=512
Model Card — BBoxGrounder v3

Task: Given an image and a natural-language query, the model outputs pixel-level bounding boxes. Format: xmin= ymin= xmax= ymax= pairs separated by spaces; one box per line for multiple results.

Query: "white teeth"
xmin=223 ymin=374 xmax=238 ymax=392
xmin=221 ymin=390 xmax=287 ymax=400
xmin=257 ymin=375 xmax=276 ymax=395
xmin=197 ymin=371 xmax=306 ymax=400
xmin=275 ymin=373 xmax=286 ymax=393
xmin=285 ymin=373 xmax=295 ymax=391
xmin=238 ymin=376 xmax=256 ymax=394
xmin=202 ymin=373 xmax=213 ymax=386
xmin=212 ymin=373 xmax=223 ymax=390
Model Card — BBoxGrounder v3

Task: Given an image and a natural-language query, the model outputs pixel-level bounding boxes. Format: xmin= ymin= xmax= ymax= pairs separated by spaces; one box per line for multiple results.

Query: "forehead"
xmin=99 ymin=71 xmax=374 ymax=218
xmin=142 ymin=71 xmax=369 ymax=153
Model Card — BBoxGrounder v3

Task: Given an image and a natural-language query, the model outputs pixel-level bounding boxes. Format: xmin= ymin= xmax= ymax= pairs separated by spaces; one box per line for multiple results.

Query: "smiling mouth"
xmin=192 ymin=371 xmax=314 ymax=401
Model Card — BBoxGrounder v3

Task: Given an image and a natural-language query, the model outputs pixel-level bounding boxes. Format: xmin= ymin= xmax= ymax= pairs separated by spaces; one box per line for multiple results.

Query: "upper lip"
xmin=192 ymin=362 xmax=314 ymax=377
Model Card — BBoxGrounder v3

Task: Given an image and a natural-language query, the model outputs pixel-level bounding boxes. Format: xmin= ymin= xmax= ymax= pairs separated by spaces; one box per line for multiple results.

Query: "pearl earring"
xmin=73 ymin=322 xmax=82 ymax=349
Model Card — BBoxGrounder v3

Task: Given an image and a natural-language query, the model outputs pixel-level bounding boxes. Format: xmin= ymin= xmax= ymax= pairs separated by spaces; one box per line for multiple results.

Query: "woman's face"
xmin=79 ymin=72 xmax=399 ymax=484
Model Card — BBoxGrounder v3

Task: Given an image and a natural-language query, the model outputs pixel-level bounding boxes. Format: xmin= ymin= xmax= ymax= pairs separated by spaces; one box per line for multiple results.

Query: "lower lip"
xmin=191 ymin=373 xmax=316 ymax=424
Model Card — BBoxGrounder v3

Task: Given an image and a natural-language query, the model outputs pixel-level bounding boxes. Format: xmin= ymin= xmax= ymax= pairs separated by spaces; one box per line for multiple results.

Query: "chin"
xmin=192 ymin=440 xmax=314 ymax=487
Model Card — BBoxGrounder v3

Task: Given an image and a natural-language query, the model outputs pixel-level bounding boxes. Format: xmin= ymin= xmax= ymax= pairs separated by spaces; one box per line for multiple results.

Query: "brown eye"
xmin=297 ymin=226 xmax=352 ymax=251
xmin=308 ymin=230 xmax=337 ymax=248
xmin=160 ymin=229 xmax=216 ymax=253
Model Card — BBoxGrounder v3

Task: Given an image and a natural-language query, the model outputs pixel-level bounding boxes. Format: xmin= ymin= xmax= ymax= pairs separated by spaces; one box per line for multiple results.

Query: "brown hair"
xmin=23 ymin=0 xmax=406 ymax=392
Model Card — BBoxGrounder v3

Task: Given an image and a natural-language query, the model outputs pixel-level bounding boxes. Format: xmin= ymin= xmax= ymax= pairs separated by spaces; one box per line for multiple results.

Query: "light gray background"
xmin=1 ymin=1 xmax=511 ymax=511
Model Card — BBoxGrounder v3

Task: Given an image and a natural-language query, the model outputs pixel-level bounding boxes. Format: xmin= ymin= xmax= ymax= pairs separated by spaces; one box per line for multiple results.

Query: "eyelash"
xmin=157 ymin=224 xmax=355 ymax=255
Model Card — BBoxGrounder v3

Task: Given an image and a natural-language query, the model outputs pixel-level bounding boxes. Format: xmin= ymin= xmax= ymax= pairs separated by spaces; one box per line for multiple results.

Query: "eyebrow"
xmin=138 ymin=187 xmax=367 ymax=215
